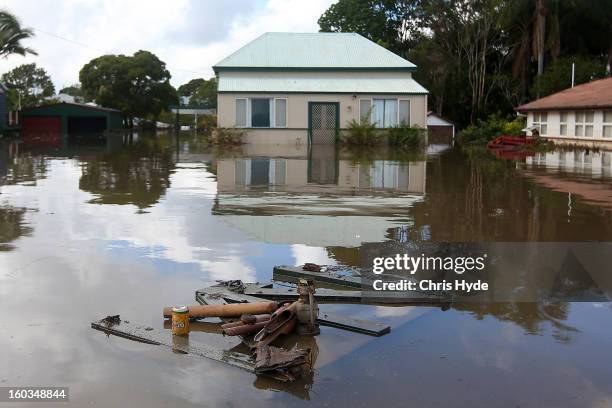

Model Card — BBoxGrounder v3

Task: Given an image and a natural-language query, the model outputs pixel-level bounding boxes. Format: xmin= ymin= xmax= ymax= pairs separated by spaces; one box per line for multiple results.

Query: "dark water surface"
xmin=1 ymin=132 xmax=611 ymax=407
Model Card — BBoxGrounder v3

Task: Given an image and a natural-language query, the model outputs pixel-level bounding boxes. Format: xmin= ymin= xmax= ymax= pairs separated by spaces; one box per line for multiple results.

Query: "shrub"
xmin=458 ymin=113 xmax=525 ymax=144
xmin=212 ymin=127 xmax=245 ymax=145
xmin=197 ymin=114 xmax=217 ymax=131
xmin=344 ymin=118 xmax=379 ymax=145
xmin=387 ymin=124 xmax=426 ymax=148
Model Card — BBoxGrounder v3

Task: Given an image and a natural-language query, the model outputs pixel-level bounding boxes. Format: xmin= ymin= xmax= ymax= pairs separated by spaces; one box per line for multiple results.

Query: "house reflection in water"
xmin=526 ymin=149 xmax=612 ymax=178
xmin=213 ymin=145 xmax=426 ymax=247
xmin=524 ymin=149 xmax=612 ymax=211
xmin=217 ymin=146 xmax=426 ymax=194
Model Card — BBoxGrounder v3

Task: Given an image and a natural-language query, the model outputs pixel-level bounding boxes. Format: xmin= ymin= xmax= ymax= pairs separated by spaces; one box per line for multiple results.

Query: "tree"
xmin=189 ymin=77 xmax=217 ymax=108
xmin=177 ymin=78 xmax=205 ymax=97
xmin=1 ymin=63 xmax=55 ymax=108
xmin=59 ymin=84 xmax=83 ymax=97
xmin=79 ymin=50 xmax=177 ymax=125
xmin=318 ymin=0 xmax=426 ymax=56
xmin=0 ymin=10 xmax=36 ymax=58
xmin=530 ymin=55 xmax=607 ymax=98
xmin=318 ymin=0 xmax=612 ymax=127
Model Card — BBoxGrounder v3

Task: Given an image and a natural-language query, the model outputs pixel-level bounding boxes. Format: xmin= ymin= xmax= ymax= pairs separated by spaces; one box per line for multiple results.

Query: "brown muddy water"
xmin=1 ymin=132 xmax=611 ymax=407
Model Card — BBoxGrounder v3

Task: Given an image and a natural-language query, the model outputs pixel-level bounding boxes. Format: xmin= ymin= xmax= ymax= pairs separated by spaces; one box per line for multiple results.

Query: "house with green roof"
xmin=214 ymin=32 xmax=428 ymax=144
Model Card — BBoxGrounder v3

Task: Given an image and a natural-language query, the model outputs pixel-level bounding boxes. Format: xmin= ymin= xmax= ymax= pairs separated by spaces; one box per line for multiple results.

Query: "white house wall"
xmin=526 ymin=110 xmax=612 ymax=142
xmin=217 ymin=92 xmax=427 ymax=129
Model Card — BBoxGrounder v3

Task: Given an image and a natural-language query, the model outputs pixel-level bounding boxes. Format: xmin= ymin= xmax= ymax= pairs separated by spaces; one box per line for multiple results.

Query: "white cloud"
xmin=0 ymin=0 xmax=336 ymax=89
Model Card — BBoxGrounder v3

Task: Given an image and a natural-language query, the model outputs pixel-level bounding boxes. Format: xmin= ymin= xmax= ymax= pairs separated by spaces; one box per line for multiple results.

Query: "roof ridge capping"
xmin=213 ymin=32 xmax=416 ymax=72
xmin=516 ymin=76 xmax=612 ymax=111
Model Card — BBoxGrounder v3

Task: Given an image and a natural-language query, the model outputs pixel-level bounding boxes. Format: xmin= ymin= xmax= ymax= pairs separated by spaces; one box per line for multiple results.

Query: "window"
xmin=251 ymin=99 xmax=270 ymax=127
xmin=359 ymin=99 xmax=371 ymax=124
xmin=274 ymin=98 xmax=287 ymax=127
xmin=359 ymin=98 xmax=410 ymax=128
xmin=372 ymin=99 xmax=398 ymax=128
xmin=235 ymin=98 xmax=287 ymax=128
xmin=399 ymin=100 xmax=410 ymax=125
xmin=235 ymin=98 xmax=247 ymax=127
xmin=604 ymin=110 xmax=612 ymax=139
xmin=533 ymin=112 xmax=547 ymax=135
xmin=575 ymin=110 xmax=594 ymax=137
xmin=559 ymin=112 xmax=567 ymax=136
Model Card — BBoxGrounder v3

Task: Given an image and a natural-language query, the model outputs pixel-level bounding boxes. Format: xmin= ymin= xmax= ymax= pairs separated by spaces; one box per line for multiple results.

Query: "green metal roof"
xmin=218 ymin=75 xmax=428 ymax=94
xmin=214 ymin=32 xmax=416 ymax=71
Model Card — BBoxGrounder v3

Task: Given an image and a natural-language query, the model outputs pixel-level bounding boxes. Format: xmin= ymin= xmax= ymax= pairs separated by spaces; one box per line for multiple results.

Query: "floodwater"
xmin=1 ymin=132 xmax=611 ymax=407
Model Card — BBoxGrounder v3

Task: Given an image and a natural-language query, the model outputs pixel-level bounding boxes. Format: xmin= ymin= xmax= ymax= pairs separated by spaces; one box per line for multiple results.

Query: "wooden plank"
xmin=317 ymin=312 xmax=391 ymax=337
xmin=273 ymin=265 xmax=362 ymax=288
xmin=243 ymin=286 xmax=363 ymax=302
xmin=91 ymin=317 xmax=256 ymax=372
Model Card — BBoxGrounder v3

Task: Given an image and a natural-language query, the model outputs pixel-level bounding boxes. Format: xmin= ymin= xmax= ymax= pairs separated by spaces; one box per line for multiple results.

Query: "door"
xmin=21 ymin=116 xmax=61 ymax=134
xmin=308 ymin=102 xmax=339 ymax=144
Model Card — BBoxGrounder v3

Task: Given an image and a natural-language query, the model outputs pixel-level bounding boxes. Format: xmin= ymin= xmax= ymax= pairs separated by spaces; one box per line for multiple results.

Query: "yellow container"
xmin=171 ymin=306 xmax=190 ymax=336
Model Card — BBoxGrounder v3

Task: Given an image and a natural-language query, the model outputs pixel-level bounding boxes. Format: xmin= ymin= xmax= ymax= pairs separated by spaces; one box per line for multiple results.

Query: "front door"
xmin=308 ymin=102 xmax=339 ymax=144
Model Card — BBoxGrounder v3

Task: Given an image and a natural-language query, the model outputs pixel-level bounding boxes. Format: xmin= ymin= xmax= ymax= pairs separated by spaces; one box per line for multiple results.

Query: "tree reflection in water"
xmin=0 ymin=206 xmax=32 ymax=251
xmin=79 ymin=134 xmax=174 ymax=209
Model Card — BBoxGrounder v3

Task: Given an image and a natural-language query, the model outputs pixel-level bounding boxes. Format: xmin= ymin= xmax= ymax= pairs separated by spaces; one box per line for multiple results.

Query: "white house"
xmin=516 ymin=77 xmax=612 ymax=144
xmin=214 ymin=32 xmax=428 ymax=144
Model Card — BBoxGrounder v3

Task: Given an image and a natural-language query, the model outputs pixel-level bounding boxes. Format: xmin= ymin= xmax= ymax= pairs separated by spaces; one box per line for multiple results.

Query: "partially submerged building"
xmin=426 ymin=111 xmax=454 ymax=145
xmin=20 ymin=102 xmax=122 ymax=134
xmin=214 ymin=32 xmax=428 ymax=144
xmin=516 ymin=77 xmax=612 ymax=144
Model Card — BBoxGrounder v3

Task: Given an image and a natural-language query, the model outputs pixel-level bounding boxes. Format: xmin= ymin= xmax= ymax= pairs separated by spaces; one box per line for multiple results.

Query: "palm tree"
xmin=0 ymin=10 xmax=37 ymax=58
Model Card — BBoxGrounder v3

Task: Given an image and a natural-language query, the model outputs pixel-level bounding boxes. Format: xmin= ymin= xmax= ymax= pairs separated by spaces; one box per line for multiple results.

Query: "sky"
xmin=0 ymin=0 xmax=336 ymax=90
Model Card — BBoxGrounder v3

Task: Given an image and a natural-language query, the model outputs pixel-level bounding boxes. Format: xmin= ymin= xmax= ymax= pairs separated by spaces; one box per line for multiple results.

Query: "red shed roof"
xmin=515 ymin=77 xmax=612 ymax=112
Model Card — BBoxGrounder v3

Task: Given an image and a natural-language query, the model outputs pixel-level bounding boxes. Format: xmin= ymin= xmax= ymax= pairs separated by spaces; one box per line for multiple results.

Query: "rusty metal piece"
xmin=241 ymin=314 xmax=257 ymax=324
xmin=295 ymin=279 xmax=320 ymax=335
xmin=253 ymin=302 xmax=298 ymax=348
xmin=223 ymin=320 xmax=269 ymax=336
xmin=302 ymin=263 xmax=321 ymax=272
xmin=254 ymin=344 xmax=309 ymax=373
xmin=163 ymin=302 xmax=277 ymax=319
xmin=221 ymin=314 xmax=271 ymax=330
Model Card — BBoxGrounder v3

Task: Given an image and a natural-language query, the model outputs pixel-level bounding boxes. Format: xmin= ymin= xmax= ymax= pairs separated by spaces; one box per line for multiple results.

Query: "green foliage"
xmin=79 ymin=50 xmax=178 ymax=124
xmin=344 ymin=118 xmax=379 ymax=145
xmin=0 ymin=10 xmax=36 ymax=58
xmin=177 ymin=78 xmax=205 ymax=97
xmin=319 ymin=0 xmax=612 ymax=127
xmin=387 ymin=124 xmax=426 ymax=148
xmin=190 ymin=77 xmax=217 ymax=108
xmin=318 ymin=0 xmax=422 ymax=56
xmin=213 ymin=127 xmax=245 ymax=145
xmin=344 ymin=119 xmax=426 ymax=147
xmin=197 ymin=114 xmax=216 ymax=131
xmin=176 ymin=77 xmax=217 ymax=108
xmin=59 ymin=84 xmax=84 ymax=100
xmin=458 ymin=113 xmax=525 ymax=144
xmin=1 ymin=63 xmax=55 ymax=108
xmin=530 ymin=55 xmax=607 ymax=98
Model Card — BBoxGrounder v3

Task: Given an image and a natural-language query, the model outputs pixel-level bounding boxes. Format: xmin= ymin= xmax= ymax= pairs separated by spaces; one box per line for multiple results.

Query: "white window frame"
xmin=398 ymin=99 xmax=411 ymax=126
xmin=235 ymin=98 xmax=248 ymax=128
xmin=273 ymin=98 xmax=287 ymax=128
xmin=235 ymin=97 xmax=288 ymax=128
xmin=359 ymin=98 xmax=372 ymax=125
xmin=559 ymin=111 xmax=568 ymax=136
xmin=359 ymin=98 xmax=412 ymax=127
xmin=575 ymin=110 xmax=594 ymax=138
xmin=603 ymin=110 xmax=612 ymax=139
xmin=532 ymin=112 xmax=548 ymax=135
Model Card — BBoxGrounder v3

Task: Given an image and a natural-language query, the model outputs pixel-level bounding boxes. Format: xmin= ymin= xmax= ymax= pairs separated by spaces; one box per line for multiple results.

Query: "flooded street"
xmin=1 ymin=132 xmax=612 ymax=407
